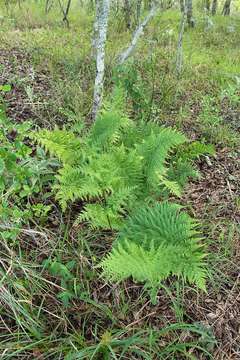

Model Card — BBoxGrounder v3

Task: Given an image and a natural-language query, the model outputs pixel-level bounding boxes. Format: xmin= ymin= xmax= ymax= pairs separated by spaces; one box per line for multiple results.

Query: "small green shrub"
xmin=101 ymin=202 xmax=207 ymax=304
xmin=34 ymin=88 xmax=211 ymax=302
xmin=220 ymin=81 xmax=240 ymax=108
xmin=0 ymin=94 xmax=55 ymax=242
xmin=43 ymin=258 xmax=82 ymax=307
xmin=198 ymin=94 xmax=240 ymax=146
xmin=33 ymin=87 xmax=212 ymax=230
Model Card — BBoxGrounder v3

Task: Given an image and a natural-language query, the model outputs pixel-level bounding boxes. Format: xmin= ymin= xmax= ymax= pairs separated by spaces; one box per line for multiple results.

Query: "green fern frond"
xmin=121 ymin=120 xmax=162 ymax=149
xmin=104 ymin=86 xmax=126 ymax=113
xmin=159 ymin=177 xmax=182 ymax=197
xmin=102 ymin=241 xmax=206 ymax=287
xmin=75 ymin=185 xmax=137 ymax=230
xmin=167 ymin=161 xmax=200 ymax=189
xmin=116 ymin=202 xmax=199 ymax=250
xmin=101 ymin=202 xmax=207 ymax=303
xmin=110 ymin=146 xmax=143 ymax=189
xmin=75 ymin=203 xmax=123 ymax=230
xmin=137 ymin=128 xmax=187 ymax=189
xmin=88 ymin=110 xmax=132 ymax=148
xmin=166 ymin=140 xmax=214 ymax=190
xmin=88 ymin=87 xmax=132 ymax=148
xmin=176 ymin=141 xmax=215 ymax=162
xmin=54 ymin=165 xmax=109 ymax=210
xmin=33 ymin=128 xmax=82 ymax=165
xmin=107 ymin=186 xmax=137 ymax=214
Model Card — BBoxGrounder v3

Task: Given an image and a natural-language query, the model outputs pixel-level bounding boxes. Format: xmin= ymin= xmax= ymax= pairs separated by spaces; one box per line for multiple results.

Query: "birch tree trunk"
xmin=118 ymin=3 xmax=157 ymax=65
xmin=58 ymin=0 xmax=72 ymax=26
xmin=186 ymin=0 xmax=195 ymax=27
xmin=179 ymin=0 xmax=185 ymax=13
xmin=211 ymin=0 xmax=217 ymax=15
xmin=205 ymin=0 xmax=210 ymax=12
xmin=136 ymin=0 xmax=142 ymax=26
xmin=92 ymin=0 xmax=110 ymax=120
xmin=176 ymin=3 xmax=187 ymax=76
xmin=123 ymin=0 xmax=132 ymax=29
xmin=222 ymin=0 xmax=231 ymax=15
xmin=92 ymin=0 xmax=100 ymax=57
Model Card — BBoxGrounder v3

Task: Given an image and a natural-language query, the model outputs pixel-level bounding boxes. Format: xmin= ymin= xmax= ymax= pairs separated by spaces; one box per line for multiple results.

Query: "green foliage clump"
xmin=33 ymin=88 xmax=211 ymax=302
xmin=168 ymin=141 xmax=215 ymax=188
xmin=101 ymin=202 xmax=207 ymax=304
xmin=43 ymin=258 xmax=81 ymax=307
xmin=34 ymin=88 xmax=197 ymax=229
xmin=0 ymin=93 xmax=55 ymax=242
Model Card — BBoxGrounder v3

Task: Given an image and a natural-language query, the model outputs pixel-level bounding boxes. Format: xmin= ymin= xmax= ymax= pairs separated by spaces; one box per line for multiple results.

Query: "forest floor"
xmin=0 ymin=5 xmax=240 ymax=360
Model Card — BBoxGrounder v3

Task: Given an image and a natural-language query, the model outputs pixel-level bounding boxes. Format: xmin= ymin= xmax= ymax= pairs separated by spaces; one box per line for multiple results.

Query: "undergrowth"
xmin=32 ymin=87 xmax=214 ymax=303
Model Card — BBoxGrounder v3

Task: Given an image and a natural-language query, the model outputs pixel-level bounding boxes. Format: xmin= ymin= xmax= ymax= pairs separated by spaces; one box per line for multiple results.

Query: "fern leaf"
xmin=159 ymin=176 xmax=182 ymax=197
xmin=176 ymin=141 xmax=215 ymax=162
xmin=137 ymin=128 xmax=186 ymax=189
xmin=167 ymin=161 xmax=200 ymax=189
xmin=33 ymin=128 xmax=82 ymax=165
xmin=88 ymin=111 xmax=132 ymax=148
xmin=102 ymin=202 xmax=206 ymax=303
xmin=116 ymin=202 xmax=198 ymax=250
xmin=75 ymin=203 xmax=123 ymax=230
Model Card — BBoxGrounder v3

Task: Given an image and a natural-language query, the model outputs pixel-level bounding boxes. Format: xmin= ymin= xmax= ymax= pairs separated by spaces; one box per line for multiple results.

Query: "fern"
xmin=33 ymin=128 xmax=83 ymax=165
xmin=159 ymin=176 xmax=182 ymax=197
xmin=74 ymin=186 xmax=136 ymax=230
xmin=115 ymin=202 xmax=197 ymax=249
xmin=101 ymin=202 xmax=207 ymax=304
xmin=76 ymin=204 xmax=122 ymax=230
xmin=177 ymin=141 xmax=215 ymax=162
xmin=167 ymin=141 xmax=215 ymax=190
xmin=88 ymin=110 xmax=132 ymax=148
xmin=137 ymin=129 xmax=186 ymax=190
xmin=34 ymin=87 xmax=212 ymax=230
xmin=88 ymin=87 xmax=132 ymax=149
xmin=33 ymin=88 xmax=209 ymax=302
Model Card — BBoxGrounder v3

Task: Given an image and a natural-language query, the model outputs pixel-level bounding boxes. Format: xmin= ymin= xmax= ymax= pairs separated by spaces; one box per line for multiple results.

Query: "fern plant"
xmin=32 ymin=90 xmax=172 ymax=227
xmin=101 ymin=202 xmax=207 ymax=304
xmin=33 ymin=87 xmax=213 ymax=230
xmin=33 ymin=87 xmax=211 ymax=302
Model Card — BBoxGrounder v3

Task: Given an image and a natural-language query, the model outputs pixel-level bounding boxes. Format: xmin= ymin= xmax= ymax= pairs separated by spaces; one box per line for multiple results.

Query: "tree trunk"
xmin=63 ymin=0 xmax=72 ymax=25
xmin=176 ymin=3 xmax=187 ymax=76
xmin=92 ymin=0 xmax=100 ymax=57
xmin=118 ymin=4 xmax=158 ymax=65
xmin=92 ymin=0 xmax=110 ymax=120
xmin=45 ymin=0 xmax=53 ymax=14
xmin=179 ymin=0 xmax=185 ymax=13
xmin=222 ymin=0 xmax=231 ymax=15
xmin=205 ymin=0 xmax=210 ymax=11
xmin=186 ymin=0 xmax=195 ymax=27
xmin=124 ymin=0 xmax=132 ymax=29
xmin=211 ymin=0 xmax=217 ymax=15
xmin=58 ymin=0 xmax=72 ymax=27
xmin=136 ymin=0 xmax=142 ymax=26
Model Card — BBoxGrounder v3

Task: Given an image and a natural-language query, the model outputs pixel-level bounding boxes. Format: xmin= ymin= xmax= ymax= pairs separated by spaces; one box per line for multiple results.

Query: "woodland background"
xmin=0 ymin=0 xmax=239 ymax=359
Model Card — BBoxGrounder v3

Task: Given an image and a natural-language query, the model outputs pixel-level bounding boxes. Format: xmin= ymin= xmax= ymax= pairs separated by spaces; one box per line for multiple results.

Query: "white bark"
xmin=136 ymin=0 xmax=142 ymax=25
xmin=91 ymin=0 xmax=101 ymax=57
xmin=92 ymin=0 xmax=110 ymax=120
xmin=118 ymin=4 xmax=158 ymax=65
xmin=176 ymin=4 xmax=187 ymax=76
